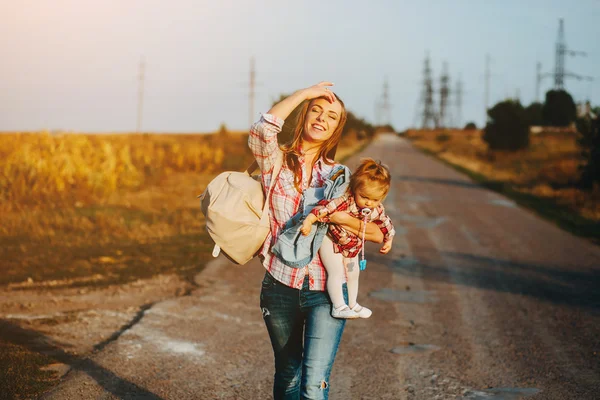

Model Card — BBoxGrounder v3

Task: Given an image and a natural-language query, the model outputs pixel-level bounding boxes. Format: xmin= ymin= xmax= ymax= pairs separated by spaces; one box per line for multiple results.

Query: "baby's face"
xmin=354 ymin=185 xmax=386 ymax=211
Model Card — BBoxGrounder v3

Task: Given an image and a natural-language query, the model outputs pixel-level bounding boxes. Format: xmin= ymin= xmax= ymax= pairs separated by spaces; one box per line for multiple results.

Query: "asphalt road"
xmin=41 ymin=134 xmax=600 ymax=399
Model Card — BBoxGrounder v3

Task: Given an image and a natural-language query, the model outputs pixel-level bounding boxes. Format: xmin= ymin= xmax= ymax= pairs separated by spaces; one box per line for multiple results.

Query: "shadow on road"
xmin=395 ymin=175 xmax=482 ymax=190
xmin=0 ymin=318 xmax=165 ymax=400
xmin=372 ymin=250 xmax=600 ymax=314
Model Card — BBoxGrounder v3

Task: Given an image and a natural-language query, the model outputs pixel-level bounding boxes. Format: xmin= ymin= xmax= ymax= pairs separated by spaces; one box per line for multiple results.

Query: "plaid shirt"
xmin=311 ymin=194 xmax=395 ymax=258
xmin=248 ymin=114 xmax=339 ymax=290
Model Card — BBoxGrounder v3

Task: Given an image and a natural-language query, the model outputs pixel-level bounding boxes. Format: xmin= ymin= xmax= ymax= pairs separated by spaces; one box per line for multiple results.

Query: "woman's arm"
xmin=248 ymin=82 xmax=336 ymax=172
xmin=248 ymin=115 xmax=284 ymax=173
xmin=329 ymin=212 xmax=385 ymax=243
xmin=268 ymin=82 xmax=336 ymax=121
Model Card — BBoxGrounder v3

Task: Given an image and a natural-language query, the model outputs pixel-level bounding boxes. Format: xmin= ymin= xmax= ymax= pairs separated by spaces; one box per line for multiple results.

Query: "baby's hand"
xmin=380 ymin=240 xmax=393 ymax=254
xmin=300 ymin=219 xmax=313 ymax=236
xmin=300 ymin=214 xmax=318 ymax=235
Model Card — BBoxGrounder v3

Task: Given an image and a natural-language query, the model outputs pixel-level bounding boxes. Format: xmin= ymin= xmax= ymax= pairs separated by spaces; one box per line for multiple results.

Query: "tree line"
xmin=480 ymin=89 xmax=599 ymax=189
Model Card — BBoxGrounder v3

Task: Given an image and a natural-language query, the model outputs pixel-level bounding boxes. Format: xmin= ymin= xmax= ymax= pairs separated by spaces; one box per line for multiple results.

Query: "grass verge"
xmin=417 ymin=147 xmax=600 ymax=245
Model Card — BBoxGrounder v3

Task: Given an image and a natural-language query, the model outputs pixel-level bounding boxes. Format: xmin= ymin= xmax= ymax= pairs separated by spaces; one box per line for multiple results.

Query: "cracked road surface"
xmin=40 ymin=134 xmax=600 ymax=399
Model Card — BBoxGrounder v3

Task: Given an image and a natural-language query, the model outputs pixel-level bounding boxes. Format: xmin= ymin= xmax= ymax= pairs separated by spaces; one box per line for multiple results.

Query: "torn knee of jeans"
xmin=319 ymin=380 xmax=328 ymax=390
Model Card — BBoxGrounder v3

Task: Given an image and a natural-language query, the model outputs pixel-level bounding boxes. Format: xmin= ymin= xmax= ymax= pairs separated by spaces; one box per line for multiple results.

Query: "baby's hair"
xmin=349 ymin=158 xmax=391 ymax=197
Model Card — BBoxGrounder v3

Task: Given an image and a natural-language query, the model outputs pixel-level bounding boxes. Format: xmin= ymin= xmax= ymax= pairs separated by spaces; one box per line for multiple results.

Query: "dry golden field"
xmin=0 ymin=131 xmax=368 ymax=286
xmin=0 ymin=131 xmax=235 ymax=207
xmin=405 ymin=128 xmax=600 ymax=242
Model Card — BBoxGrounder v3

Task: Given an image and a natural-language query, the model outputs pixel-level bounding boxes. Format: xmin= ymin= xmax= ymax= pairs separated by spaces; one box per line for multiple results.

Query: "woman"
xmin=248 ymin=81 xmax=384 ymax=399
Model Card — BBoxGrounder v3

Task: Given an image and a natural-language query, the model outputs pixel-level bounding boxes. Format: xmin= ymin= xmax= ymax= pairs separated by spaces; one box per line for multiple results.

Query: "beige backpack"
xmin=198 ymin=156 xmax=283 ymax=265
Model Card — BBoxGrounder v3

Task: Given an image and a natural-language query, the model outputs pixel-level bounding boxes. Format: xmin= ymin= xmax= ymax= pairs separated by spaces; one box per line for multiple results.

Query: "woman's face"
xmin=302 ymin=98 xmax=343 ymax=145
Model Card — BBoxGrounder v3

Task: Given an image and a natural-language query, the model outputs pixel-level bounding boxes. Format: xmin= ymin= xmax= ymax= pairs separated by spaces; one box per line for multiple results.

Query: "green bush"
xmin=464 ymin=122 xmax=477 ymax=130
xmin=576 ymin=116 xmax=600 ymax=189
xmin=483 ymin=100 xmax=530 ymax=151
xmin=525 ymin=102 xmax=544 ymax=126
xmin=542 ymin=90 xmax=576 ymax=126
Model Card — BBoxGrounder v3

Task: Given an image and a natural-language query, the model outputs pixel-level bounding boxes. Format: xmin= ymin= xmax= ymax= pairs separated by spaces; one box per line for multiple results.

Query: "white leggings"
xmin=319 ymin=235 xmax=360 ymax=309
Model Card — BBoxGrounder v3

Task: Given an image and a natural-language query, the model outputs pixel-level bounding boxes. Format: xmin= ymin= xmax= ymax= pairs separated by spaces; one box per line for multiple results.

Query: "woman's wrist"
xmin=268 ymin=91 xmax=307 ymax=121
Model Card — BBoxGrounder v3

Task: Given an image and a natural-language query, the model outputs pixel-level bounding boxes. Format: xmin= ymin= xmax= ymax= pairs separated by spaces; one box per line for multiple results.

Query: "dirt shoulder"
xmin=0 ymin=273 xmax=194 ymax=399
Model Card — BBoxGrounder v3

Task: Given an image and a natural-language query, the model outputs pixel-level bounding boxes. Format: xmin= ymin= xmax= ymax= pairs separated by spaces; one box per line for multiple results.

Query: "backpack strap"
xmin=262 ymin=153 xmax=284 ymax=214
xmin=244 ymin=160 xmax=259 ymax=176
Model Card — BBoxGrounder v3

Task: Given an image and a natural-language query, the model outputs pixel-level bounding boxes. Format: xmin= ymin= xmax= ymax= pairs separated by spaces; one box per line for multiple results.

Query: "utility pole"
xmin=378 ymin=77 xmax=391 ymax=126
xmin=536 ymin=62 xmax=542 ymax=103
xmin=413 ymin=53 xmax=438 ymax=129
xmin=555 ymin=19 xmax=566 ymax=89
xmin=136 ymin=56 xmax=145 ymax=133
xmin=249 ymin=57 xmax=256 ymax=129
xmin=484 ymin=53 xmax=490 ymax=124
xmin=551 ymin=19 xmax=593 ymax=90
xmin=455 ymin=77 xmax=463 ymax=128
xmin=439 ymin=62 xmax=451 ymax=128
xmin=536 ymin=19 xmax=594 ymax=106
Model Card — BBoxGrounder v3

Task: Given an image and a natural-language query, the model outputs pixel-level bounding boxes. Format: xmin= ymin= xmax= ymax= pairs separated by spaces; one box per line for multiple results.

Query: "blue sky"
xmin=1 ymin=0 xmax=599 ymax=132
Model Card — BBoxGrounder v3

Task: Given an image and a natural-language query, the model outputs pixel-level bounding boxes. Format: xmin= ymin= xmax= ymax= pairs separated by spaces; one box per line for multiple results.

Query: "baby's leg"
xmin=319 ymin=235 xmax=347 ymax=309
xmin=345 ymin=255 xmax=372 ymax=318
xmin=345 ymin=255 xmax=360 ymax=308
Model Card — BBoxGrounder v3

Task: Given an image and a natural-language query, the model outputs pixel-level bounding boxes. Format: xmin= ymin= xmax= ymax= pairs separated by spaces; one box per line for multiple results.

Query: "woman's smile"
xmin=303 ymin=98 xmax=342 ymax=143
xmin=312 ymin=123 xmax=326 ymax=131
xmin=310 ymin=122 xmax=327 ymax=134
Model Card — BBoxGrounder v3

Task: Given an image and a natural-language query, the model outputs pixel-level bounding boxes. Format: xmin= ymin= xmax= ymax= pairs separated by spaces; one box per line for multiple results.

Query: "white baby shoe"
xmin=350 ymin=303 xmax=372 ymax=318
xmin=331 ymin=305 xmax=359 ymax=319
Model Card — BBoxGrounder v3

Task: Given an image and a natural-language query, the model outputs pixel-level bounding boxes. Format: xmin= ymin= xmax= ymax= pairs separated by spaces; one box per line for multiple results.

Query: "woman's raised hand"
xmin=267 ymin=81 xmax=335 ymax=121
xmin=300 ymin=81 xmax=336 ymax=103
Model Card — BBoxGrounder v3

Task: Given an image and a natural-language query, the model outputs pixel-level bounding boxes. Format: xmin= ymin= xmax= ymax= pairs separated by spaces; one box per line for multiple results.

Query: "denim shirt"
xmin=271 ymin=165 xmax=351 ymax=268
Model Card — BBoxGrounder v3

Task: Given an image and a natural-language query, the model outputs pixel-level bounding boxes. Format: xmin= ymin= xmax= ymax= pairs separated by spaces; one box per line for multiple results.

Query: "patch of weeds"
xmin=0 ymin=230 xmax=215 ymax=287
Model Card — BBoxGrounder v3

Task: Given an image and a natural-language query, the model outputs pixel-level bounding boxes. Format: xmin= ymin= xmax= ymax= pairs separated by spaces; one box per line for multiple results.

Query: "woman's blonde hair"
xmin=349 ymin=158 xmax=391 ymax=197
xmin=280 ymin=94 xmax=347 ymax=192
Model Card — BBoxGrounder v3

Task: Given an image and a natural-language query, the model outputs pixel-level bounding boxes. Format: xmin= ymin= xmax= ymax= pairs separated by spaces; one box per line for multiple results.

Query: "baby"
xmin=301 ymin=158 xmax=395 ymax=319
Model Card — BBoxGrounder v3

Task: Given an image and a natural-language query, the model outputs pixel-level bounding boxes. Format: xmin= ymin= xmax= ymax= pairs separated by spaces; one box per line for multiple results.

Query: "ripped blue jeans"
xmin=260 ymin=271 xmax=347 ymax=400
